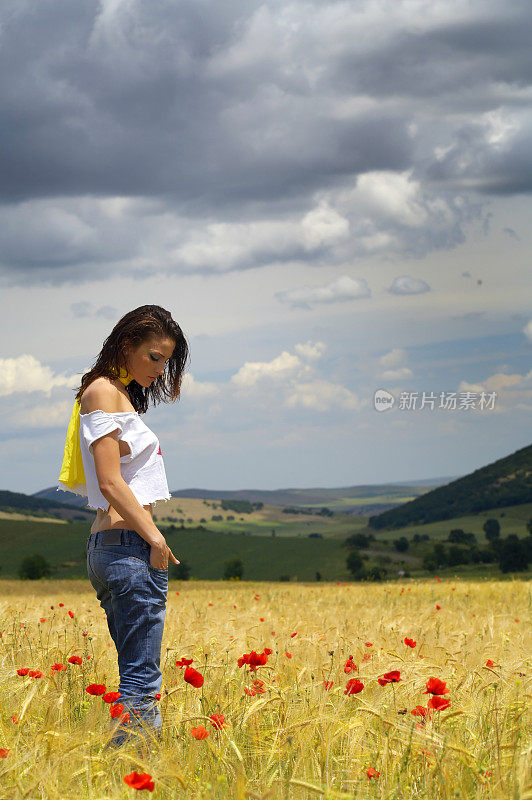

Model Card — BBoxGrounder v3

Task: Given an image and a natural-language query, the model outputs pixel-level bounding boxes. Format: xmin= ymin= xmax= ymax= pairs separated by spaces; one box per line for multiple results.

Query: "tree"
xmin=526 ymin=518 xmax=532 ymax=535
xmin=448 ymin=546 xmax=469 ymax=566
xmin=344 ymin=533 xmax=370 ymax=549
xmin=172 ymin=559 xmax=191 ymax=580
xmin=498 ymin=535 xmax=529 ymax=573
xmin=346 ymin=550 xmax=364 ymax=577
xmin=483 ymin=518 xmax=500 ymax=542
xmin=18 ymin=554 xmax=52 ymax=580
xmin=224 ymin=557 xmax=243 ymax=580
xmin=393 ymin=537 xmax=409 ymax=552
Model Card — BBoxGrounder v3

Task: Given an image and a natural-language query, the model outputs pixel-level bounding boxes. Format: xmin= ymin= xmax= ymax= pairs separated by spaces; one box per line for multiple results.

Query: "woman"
xmin=57 ymin=304 xmax=189 ymax=750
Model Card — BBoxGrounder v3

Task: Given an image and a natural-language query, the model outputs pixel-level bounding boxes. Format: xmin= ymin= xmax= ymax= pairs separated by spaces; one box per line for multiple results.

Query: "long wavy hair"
xmin=75 ymin=305 xmax=190 ymax=414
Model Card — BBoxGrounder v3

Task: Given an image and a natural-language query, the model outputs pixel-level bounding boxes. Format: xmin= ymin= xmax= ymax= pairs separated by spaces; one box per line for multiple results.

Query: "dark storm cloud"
xmin=0 ymin=0 xmax=530 ymax=285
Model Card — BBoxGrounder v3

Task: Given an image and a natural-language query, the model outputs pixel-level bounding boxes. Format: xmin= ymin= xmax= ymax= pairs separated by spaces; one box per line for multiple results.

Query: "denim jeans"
xmin=86 ymin=528 xmax=168 ymax=748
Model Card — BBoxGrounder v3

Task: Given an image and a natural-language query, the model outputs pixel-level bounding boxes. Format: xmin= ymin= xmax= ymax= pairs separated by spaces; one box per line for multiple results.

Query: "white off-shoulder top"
xmin=61 ymin=410 xmax=171 ymax=512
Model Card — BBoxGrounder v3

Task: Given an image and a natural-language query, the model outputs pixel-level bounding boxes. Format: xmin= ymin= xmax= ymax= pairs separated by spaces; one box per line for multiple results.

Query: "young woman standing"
xmin=58 ymin=305 xmax=189 ymax=750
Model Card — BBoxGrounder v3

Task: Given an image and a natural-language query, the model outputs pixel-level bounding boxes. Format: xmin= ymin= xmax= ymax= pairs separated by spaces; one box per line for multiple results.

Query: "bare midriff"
xmin=90 ymin=503 xmax=153 ymax=535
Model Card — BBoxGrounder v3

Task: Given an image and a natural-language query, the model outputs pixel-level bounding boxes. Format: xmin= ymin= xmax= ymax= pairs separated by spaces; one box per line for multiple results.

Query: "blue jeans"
xmin=86 ymin=528 xmax=168 ymax=748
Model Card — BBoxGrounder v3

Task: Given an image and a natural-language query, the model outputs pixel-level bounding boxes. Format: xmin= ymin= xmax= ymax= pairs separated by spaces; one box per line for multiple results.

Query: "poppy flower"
xmin=123 ymin=771 xmax=155 ymax=791
xmin=0 ymin=749 xmax=9 ymax=758
xmin=285 ymin=652 xmax=292 ymax=659
xmin=86 ymin=683 xmax=107 ymax=696
xmin=366 ymin=767 xmax=379 ymax=779
xmin=427 ymin=696 xmax=451 ymax=711
xmin=51 ymin=663 xmax=65 ymax=671
xmin=323 ymin=680 xmax=333 ymax=690
xmin=191 ymin=726 xmax=209 ymax=740
xmin=424 ymin=677 xmax=449 ymax=695
xmin=68 ymin=656 xmax=82 ymax=665
xmin=290 ymin=632 xmax=297 ymax=638
xmin=344 ymin=678 xmax=364 ymax=695
xmin=404 ymin=637 xmax=416 ymax=648
xmin=344 ymin=655 xmax=357 ymax=673
xmin=184 ymin=666 xmax=204 ymax=688
xmin=176 ymin=657 xmax=194 ymax=668
xmin=378 ymin=670 xmax=401 ymax=685
xmin=28 ymin=670 xmax=43 ymax=678
xmin=68 ymin=611 xmax=74 ymax=618
xmin=411 ymin=705 xmax=430 ymax=717
xmin=210 ymin=713 xmax=226 ymax=729
xmin=103 ymin=691 xmax=122 ymax=704
xmin=485 ymin=659 xmax=498 ymax=668
xmin=17 ymin=668 xmax=29 ymax=676
xmin=435 ymin=605 xmax=441 ymax=610
xmin=237 ymin=649 xmax=270 ymax=671
xmin=154 ymin=693 xmax=161 ymax=700
xmin=362 ymin=653 xmax=371 ymax=662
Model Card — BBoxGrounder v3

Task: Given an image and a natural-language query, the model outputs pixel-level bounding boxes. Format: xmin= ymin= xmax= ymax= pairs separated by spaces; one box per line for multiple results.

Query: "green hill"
xmin=368 ymin=444 xmax=532 ymax=530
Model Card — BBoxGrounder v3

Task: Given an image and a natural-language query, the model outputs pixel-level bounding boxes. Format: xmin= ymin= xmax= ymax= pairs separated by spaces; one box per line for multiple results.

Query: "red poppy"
xmin=404 ymin=637 xmax=416 ymax=648
xmin=485 ymin=659 xmax=498 ymax=668
xmin=378 ymin=670 xmax=401 ymax=685
xmin=86 ymin=683 xmax=107 ymax=696
xmin=290 ymin=632 xmax=297 ymax=638
xmin=344 ymin=655 xmax=357 ymax=673
xmin=103 ymin=691 xmax=121 ymax=704
xmin=0 ymin=749 xmax=9 ymax=758
xmin=28 ymin=670 xmax=43 ymax=678
xmin=176 ymin=657 xmax=193 ymax=668
xmin=424 ymin=677 xmax=449 ymax=695
xmin=344 ymin=678 xmax=364 ymax=695
xmin=68 ymin=611 xmax=74 ymax=618
xmin=366 ymin=767 xmax=379 ymax=779
xmin=191 ymin=726 xmax=209 ymax=739
xmin=285 ymin=652 xmax=292 ymax=658
xmin=68 ymin=656 xmax=82 ymax=665
xmin=210 ymin=713 xmax=226 ymax=729
xmin=154 ymin=693 xmax=161 ymax=700
xmin=184 ymin=666 xmax=204 ymax=688
xmin=428 ymin=696 xmax=451 ymax=711
xmin=110 ymin=702 xmax=125 ymax=718
xmin=51 ymin=663 xmax=65 ymax=671
xmin=411 ymin=705 xmax=430 ymax=717
xmin=323 ymin=680 xmax=333 ymax=690
xmin=123 ymin=771 xmax=155 ymax=791
xmin=237 ymin=649 xmax=271 ymax=671
xmin=17 ymin=668 xmax=29 ymax=676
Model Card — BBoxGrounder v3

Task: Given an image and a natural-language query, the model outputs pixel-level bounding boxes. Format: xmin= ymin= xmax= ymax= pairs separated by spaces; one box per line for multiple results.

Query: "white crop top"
xmin=58 ymin=410 xmax=171 ymax=512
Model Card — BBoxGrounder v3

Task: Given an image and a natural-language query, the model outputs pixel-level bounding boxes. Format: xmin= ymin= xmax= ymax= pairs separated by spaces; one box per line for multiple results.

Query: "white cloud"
xmin=523 ymin=320 xmax=532 ymax=342
xmin=229 ymin=340 xmax=361 ymax=412
xmin=276 ymin=275 xmax=370 ymax=309
xmin=388 ymin=275 xmax=431 ymax=295
xmin=181 ymin=372 xmax=220 ymax=398
xmin=0 ymin=355 xmax=79 ymax=398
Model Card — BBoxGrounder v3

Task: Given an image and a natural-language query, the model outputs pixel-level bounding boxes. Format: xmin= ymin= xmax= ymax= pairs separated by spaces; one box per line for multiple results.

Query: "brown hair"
xmin=75 ymin=305 xmax=189 ymax=414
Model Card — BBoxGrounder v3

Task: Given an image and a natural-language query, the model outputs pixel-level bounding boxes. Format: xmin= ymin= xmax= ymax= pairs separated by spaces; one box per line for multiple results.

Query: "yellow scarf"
xmin=58 ymin=366 xmax=135 ymax=490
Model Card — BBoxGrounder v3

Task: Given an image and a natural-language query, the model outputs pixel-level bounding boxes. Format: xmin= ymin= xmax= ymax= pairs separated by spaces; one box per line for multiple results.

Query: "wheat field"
xmin=0 ymin=577 xmax=530 ymax=799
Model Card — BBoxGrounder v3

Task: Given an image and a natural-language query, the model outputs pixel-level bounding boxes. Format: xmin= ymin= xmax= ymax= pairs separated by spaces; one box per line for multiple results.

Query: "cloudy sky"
xmin=1 ymin=0 xmax=531 ymax=496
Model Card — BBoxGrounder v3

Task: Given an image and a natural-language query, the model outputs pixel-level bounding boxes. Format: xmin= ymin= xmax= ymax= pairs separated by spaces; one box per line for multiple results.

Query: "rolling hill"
xmin=368 ymin=443 xmax=532 ymax=530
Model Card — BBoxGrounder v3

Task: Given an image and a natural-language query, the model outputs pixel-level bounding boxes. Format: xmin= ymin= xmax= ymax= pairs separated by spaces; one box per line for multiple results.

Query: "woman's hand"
xmin=150 ymin=537 xmax=181 ymax=570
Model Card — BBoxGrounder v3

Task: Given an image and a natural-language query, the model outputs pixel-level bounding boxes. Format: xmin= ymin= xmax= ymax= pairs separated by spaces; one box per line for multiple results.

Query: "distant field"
xmin=0 ymin=502 xmax=530 ymax=582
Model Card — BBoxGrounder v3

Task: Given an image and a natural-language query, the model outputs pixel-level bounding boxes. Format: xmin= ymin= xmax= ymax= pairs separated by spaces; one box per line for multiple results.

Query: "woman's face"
xmin=124 ymin=334 xmax=176 ymax=387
